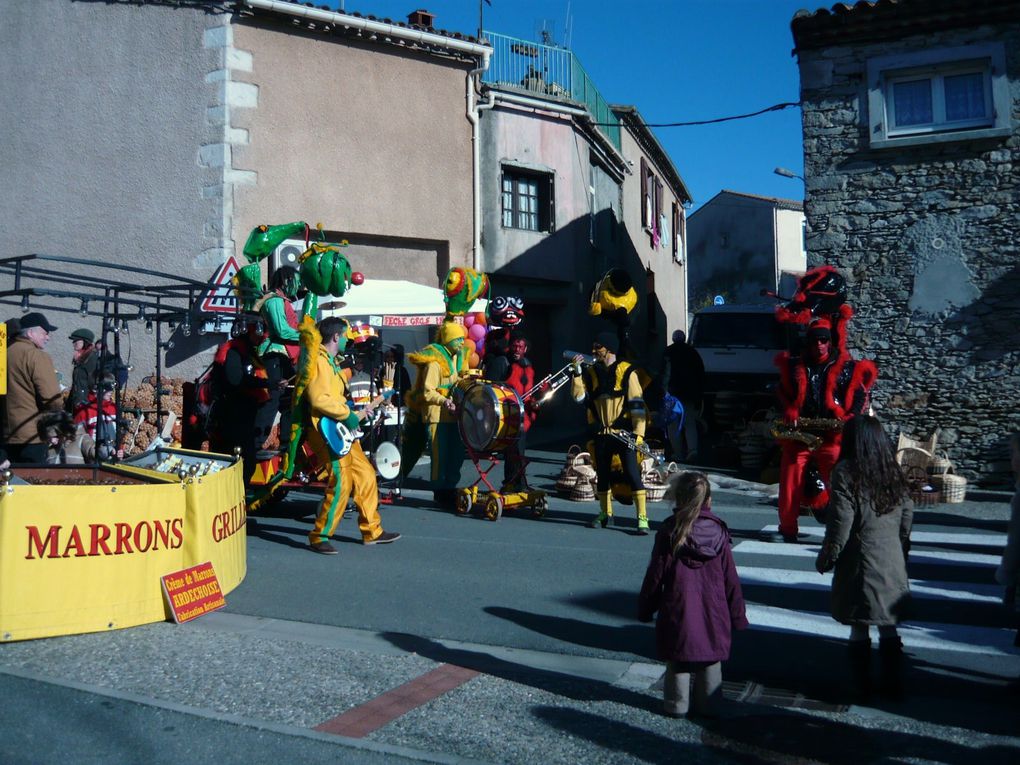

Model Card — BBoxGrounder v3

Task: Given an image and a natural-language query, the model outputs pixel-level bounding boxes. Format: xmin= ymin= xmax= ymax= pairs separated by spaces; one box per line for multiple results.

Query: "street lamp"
xmin=774 ymin=166 xmax=805 ymax=182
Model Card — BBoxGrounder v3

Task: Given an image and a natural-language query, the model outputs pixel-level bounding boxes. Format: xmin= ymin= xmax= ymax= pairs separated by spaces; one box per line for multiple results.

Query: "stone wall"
xmin=797 ymin=22 xmax=1020 ymax=487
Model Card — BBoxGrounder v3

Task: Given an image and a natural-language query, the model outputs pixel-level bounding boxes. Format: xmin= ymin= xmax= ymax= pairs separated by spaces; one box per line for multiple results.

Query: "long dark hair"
xmin=665 ymin=471 xmax=711 ymax=555
xmin=838 ymin=415 xmax=909 ymax=515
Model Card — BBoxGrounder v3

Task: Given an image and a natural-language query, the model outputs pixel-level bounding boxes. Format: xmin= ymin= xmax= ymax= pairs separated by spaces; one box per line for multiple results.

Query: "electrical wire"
xmin=595 ymin=101 xmax=801 ymax=128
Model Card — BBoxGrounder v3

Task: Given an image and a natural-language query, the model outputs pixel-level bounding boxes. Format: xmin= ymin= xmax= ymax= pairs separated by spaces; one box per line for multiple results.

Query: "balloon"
xmin=469 ymin=352 xmax=480 ymax=368
xmin=472 ymin=311 xmax=487 ymax=326
xmin=464 ymin=338 xmax=476 ymax=356
xmin=464 ymin=314 xmax=475 ymax=328
xmin=351 ymin=271 xmax=365 ymax=285
xmin=468 ymin=323 xmax=486 ymax=342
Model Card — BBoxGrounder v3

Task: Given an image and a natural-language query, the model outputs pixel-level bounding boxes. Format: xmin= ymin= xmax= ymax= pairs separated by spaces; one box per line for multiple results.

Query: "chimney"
xmin=407 ymin=9 xmax=435 ymax=28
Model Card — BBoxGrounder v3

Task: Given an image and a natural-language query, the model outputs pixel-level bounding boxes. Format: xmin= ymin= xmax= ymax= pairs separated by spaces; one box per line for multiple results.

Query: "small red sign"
xmin=381 ymin=314 xmax=445 ymax=327
xmin=161 ymin=561 xmax=226 ymax=623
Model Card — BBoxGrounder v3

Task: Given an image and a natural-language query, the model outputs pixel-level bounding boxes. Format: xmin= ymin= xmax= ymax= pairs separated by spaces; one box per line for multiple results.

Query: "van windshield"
xmin=693 ymin=314 xmax=787 ymax=350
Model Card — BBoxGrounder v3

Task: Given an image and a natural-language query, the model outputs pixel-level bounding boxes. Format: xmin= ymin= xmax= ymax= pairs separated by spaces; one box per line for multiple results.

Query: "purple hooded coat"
xmin=638 ymin=508 xmax=749 ymax=663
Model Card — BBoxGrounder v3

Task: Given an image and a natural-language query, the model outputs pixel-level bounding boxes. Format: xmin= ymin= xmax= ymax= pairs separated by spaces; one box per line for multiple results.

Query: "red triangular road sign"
xmin=200 ymin=256 xmax=243 ymax=313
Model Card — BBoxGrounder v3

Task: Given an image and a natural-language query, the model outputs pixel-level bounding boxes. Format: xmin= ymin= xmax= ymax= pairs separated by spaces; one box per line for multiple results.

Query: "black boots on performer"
xmin=878 ymin=635 xmax=904 ymax=700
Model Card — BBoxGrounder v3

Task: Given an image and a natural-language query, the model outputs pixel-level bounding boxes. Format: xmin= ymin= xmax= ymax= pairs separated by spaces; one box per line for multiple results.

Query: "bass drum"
xmin=372 ymin=440 xmax=402 ymax=480
xmin=458 ymin=381 xmax=523 ymax=453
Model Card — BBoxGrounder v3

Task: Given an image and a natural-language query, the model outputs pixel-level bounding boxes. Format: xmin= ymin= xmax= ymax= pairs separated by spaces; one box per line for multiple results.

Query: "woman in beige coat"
xmin=816 ymin=415 xmax=913 ymax=702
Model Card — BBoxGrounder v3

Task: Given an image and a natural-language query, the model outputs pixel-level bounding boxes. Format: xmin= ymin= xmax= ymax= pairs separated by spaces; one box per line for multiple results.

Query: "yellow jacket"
xmin=305 ymin=347 xmax=353 ymax=429
xmin=407 ymin=343 xmax=465 ymax=425
xmin=571 ymin=359 xmax=647 ymax=438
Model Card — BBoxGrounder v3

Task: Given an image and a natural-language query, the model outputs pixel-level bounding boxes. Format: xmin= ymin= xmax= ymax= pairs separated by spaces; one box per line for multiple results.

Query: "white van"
xmin=688 ymin=304 xmax=796 ymax=395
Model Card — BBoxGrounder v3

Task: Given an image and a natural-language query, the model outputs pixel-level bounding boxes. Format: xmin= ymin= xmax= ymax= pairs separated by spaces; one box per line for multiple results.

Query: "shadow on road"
xmin=378 ymin=632 xmax=660 ymax=713
xmin=485 ymin=605 xmax=657 ymax=658
xmin=701 ymin=710 xmax=1020 ymax=764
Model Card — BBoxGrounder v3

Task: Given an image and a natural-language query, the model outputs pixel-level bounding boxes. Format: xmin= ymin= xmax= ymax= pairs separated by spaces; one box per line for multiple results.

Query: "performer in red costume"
xmin=500 ymin=332 xmax=539 ymax=491
xmin=771 ymin=266 xmax=877 ymax=543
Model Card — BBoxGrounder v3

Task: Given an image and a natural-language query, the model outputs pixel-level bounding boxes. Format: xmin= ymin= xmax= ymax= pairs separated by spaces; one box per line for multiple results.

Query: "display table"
xmin=0 ymin=449 xmax=245 ymax=642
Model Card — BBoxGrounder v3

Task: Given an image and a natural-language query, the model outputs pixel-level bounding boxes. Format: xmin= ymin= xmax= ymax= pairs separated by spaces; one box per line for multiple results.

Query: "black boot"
xmin=878 ymin=636 xmax=904 ymax=700
xmin=847 ymin=639 xmax=872 ymax=704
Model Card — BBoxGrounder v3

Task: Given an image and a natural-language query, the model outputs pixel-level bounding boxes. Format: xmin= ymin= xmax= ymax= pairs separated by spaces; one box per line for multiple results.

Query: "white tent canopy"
xmin=320 ymin=279 xmax=487 ymax=317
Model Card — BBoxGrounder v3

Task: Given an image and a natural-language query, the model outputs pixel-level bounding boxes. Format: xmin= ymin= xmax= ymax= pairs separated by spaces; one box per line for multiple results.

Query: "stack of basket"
xmin=641 ymin=458 xmax=670 ymax=503
xmin=928 ymin=452 xmax=966 ymax=503
xmin=555 ymin=446 xmax=597 ymax=502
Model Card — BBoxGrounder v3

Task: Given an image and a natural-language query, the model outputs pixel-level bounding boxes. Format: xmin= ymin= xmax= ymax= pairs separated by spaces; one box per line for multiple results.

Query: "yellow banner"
xmin=0 ymin=323 xmax=7 ymax=395
xmin=0 ymin=460 xmax=246 ymax=642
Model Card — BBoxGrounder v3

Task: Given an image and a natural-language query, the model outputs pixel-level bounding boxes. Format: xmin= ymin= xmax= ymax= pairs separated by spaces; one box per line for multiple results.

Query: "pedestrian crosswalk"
xmin=733 ymin=524 xmax=1015 ymax=658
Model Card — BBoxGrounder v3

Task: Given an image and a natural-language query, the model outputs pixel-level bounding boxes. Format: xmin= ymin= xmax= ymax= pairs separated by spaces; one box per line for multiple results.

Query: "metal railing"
xmin=482 ymin=31 xmax=621 ymax=150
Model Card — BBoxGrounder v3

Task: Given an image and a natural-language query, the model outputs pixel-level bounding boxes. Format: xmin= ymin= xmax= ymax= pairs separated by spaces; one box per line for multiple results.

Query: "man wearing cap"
xmin=4 ymin=312 xmax=63 ymax=463
xmin=67 ymin=327 xmax=99 ymax=413
xmin=773 ymin=317 xmax=876 ymax=543
xmin=571 ymin=332 xmax=650 ymax=533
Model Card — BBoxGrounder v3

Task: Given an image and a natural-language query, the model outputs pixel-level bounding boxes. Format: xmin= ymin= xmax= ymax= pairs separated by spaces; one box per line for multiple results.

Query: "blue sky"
xmin=331 ymin=0 xmax=818 ymax=210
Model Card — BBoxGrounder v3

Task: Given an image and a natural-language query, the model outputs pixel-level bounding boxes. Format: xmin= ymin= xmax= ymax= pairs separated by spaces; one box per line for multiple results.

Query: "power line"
xmin=597 ymin=101 xmax=801 ymax=128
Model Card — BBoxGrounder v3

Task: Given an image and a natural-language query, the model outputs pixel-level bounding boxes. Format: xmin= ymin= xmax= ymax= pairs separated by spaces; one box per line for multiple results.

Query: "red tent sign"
xmin=200 ymin=256 xmax=242 ymax=313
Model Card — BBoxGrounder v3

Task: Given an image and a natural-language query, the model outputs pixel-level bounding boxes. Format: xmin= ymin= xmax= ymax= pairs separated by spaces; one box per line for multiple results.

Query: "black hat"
xmin=593 ymin=331 xmax=619 ymax=354
xmin=20 ymin=312 xmax=57 ymax=332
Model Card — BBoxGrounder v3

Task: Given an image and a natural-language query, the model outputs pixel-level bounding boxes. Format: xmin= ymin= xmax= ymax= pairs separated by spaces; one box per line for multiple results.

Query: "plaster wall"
xmin=797 ymin=20 xmax=1020 ymax=485
xmin=616 ymin=128 xmax=688 ymax=346
xmin=0 ymin=0 xmax=224 ymax=379
xmin=776 ymin=207 xmax=807 ymax=278
xmin=687 ymin=194 xmax=796 ymax=309
xmin=231 ymin=20 xmax=474 ymax=284
xmin=479 ymin=104 xmax=591 ymax=280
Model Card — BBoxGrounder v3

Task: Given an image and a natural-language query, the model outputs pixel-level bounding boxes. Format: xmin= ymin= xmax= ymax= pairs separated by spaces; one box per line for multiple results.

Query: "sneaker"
xmin=364 ymin=531 xmax=401 ymax=545
xmin=589 ymin=514 xmax=613 ymax=529
xmin=309 ymin=541 xmax=338 ymax=555
xmin=637 ymin=518 xmax=650 ymax=536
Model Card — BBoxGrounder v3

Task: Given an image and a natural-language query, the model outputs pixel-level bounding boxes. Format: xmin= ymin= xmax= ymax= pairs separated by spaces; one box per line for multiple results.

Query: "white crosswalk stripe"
xmin=760 ymin=524 xmax=1007 ymax=549
xmin=734 ymin=539 xmax=1001 ymax=567
xmin=733 ymin=526 xmax=1014 ymax=658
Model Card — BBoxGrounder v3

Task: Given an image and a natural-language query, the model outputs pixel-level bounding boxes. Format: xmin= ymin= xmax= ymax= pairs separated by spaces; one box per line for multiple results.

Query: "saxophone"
xmin=770 ymin=418 xmax=844 ymax=450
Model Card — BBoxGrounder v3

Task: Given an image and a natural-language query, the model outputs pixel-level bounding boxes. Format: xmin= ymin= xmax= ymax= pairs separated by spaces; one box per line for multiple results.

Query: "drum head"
xmin=372 ymin=440 xmax=401 ymax=480
xmin=458 ymin=383 xmax=521 ymax=452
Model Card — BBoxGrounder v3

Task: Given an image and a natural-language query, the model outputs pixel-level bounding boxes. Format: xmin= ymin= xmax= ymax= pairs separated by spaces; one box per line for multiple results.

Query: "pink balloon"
xmin=464 ymin=314 xmax=475 ymax=328
xmin=468 ymin=323 xmax=486 ymax=341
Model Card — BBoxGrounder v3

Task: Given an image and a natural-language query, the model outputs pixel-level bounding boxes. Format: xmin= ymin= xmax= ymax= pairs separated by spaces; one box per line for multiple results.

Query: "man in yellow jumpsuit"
xmin=571 ymin=332 xmax=649 ymax=533
xmin=307 ymin=316 xmax=400 ymax=554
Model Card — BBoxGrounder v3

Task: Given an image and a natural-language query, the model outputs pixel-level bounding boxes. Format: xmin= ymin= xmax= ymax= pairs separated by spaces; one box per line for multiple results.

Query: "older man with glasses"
xmin=4 ymin=312 xmax=63 ymax=463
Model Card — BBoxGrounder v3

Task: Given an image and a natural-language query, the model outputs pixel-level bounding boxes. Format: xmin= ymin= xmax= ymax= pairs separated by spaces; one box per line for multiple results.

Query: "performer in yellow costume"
xmin=401 ymin=321 xmax=468 ymax=507
xmin=306 ymin=316 xmax=400 ymax=554
xmin=571 ymin=332 xmax=649 ymax=533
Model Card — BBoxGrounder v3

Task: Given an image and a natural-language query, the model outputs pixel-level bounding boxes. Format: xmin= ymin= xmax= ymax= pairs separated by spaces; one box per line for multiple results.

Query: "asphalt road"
xmin=1 ymin=449 xmax=1017 ymax=764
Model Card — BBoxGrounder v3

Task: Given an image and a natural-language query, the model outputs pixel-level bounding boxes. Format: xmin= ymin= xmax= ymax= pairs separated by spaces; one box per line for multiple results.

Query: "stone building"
xmin=791 ymin=0 xmax=1020 ymax=486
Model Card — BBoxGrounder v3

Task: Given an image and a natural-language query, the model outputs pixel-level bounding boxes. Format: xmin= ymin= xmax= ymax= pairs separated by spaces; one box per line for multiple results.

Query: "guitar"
xmin=318 ymin=389 xmax=395 ymax=457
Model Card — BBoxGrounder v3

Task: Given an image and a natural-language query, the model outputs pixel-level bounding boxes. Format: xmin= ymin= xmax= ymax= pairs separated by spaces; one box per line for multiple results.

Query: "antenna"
xmin=564 ymin=0 xmax=572 ymax=49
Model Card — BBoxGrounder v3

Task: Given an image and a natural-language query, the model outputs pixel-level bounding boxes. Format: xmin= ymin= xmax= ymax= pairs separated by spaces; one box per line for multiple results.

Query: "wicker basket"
xmin=932 ymin=467 xmax=967 ymax=503
xmin=928 ymin=451 xmax=953 ymax=477
xmin=910 ymin=486 xmax=942 ymax=505
xmin=569 ymin=474 xmax=596 ymax=502
xmin=556 ymin=446 xmax=593 ymax=493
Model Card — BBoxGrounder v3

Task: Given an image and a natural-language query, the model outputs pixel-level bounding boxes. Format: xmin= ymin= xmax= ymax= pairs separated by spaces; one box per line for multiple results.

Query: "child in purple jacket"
xmin=638 ymin=471 xmax=748 ymax=717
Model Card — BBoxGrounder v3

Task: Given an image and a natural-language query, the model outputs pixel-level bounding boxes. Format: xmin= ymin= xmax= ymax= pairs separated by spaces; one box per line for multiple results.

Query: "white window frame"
xmin=866 ymin=43 xmax=1011 ymax=149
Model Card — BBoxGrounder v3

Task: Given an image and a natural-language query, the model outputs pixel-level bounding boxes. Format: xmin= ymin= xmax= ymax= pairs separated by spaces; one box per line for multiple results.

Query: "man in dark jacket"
xmin=663 ymin=330 xmax=704 ymax=461
xmin=66 ymin=327 xmax=100 ymax=412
